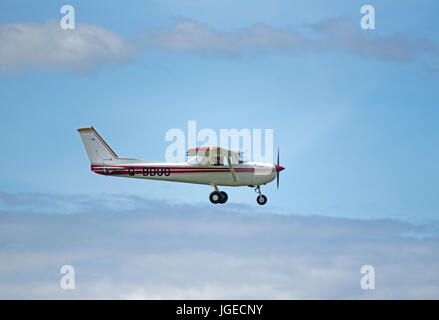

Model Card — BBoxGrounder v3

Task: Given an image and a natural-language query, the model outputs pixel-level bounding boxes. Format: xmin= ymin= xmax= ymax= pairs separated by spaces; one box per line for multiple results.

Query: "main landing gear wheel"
xmin=254 ymin=186 xmax=268 ymax=205
xmin=256 ymin=194 xmax=267 ymax=205
xmin=219 ymin=191 xmax=228 ymax=204
xmin=210 ymin=191 xmax=228 ymax=204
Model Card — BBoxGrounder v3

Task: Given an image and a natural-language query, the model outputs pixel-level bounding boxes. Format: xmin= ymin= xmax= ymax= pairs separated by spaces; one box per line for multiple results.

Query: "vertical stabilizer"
xmin=77 ymin=127 xmax=118 ymax=164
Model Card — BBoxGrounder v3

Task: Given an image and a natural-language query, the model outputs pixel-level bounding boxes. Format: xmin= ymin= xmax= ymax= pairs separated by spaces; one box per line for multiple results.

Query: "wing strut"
xmin=227 ymin=155 xmax=238 ymax=182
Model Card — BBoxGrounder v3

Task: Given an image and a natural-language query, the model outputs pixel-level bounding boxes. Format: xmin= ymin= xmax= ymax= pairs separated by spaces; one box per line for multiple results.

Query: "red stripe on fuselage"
xmin=90 ymin=164 xmax=256 ymax=176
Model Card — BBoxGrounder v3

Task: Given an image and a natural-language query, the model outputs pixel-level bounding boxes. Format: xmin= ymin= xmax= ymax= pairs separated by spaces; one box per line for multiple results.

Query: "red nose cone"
xmin=275 ymin=165 xmax=285 ymax=172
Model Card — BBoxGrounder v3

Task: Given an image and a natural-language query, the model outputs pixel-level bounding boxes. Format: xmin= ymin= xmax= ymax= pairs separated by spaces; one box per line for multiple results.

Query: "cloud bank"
xmin=1 ymin=192 xmax=439 ymax=299
xmin=0 ymin=21 xmax=137 ymax=73
xmin=145 ymin=19 xmax=417 ymax=61
xmin=0 ymin=19 xmax=438 ymax=73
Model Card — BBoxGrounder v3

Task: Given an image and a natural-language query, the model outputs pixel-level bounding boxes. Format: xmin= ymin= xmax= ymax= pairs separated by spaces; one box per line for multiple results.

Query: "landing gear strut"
xmin=209 ymin=186 xmax=228 ymax=204
xmin=255 ymin=186 xmax=267 ymax=205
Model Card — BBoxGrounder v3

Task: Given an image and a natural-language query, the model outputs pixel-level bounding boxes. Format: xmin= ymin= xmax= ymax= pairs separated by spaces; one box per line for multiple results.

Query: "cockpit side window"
xmin=239 ymin=152 xmax=244 ymax=164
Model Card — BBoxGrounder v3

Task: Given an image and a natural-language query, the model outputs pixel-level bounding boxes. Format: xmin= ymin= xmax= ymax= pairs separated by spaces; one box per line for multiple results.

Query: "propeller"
xmin=275 ymin=147 xmax=285 ymax=189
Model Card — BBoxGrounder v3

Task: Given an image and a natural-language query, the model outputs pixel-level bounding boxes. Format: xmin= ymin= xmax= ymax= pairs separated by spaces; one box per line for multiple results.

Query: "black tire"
xmin=209 ymin=191 xmax=222 ymax=204
xmin=257 ymin=194 xmax=267 ymax=205
xmin=219 ymin=191 xmax=228 ymax=204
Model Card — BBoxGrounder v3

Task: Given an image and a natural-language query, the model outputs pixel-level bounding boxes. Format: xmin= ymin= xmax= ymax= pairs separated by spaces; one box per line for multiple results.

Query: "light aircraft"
xmin=77 ymin=126 xmax=285 ymax=205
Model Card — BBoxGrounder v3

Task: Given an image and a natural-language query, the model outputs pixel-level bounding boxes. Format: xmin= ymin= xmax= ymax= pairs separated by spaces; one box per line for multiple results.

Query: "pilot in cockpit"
xmin=212 ymin=155 xmax=224 ymax=166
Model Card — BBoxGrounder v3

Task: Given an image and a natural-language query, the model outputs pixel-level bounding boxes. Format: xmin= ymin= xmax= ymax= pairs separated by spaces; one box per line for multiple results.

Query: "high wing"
xmin=186 ymin=146 xmax=241 ymax=181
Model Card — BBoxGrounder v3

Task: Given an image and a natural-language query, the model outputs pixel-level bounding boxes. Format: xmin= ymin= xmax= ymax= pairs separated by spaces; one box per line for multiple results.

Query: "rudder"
xmin=77 ymin=126 xmax=118 ymax=164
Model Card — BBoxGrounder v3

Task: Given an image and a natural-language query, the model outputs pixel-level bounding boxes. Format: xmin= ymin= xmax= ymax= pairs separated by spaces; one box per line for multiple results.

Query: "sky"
xmin=2 ymin=193 xmax=439 ymax=299
xmin=0 ymin=0 xmax=439 ymax=299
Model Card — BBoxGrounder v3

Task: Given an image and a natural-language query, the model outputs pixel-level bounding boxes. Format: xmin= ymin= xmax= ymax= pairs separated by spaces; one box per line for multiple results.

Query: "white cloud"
xmin=310 ymin=18 xmax=415 ymax=61
xmin=144 ymin=20 xmax=310 ymax=56
xmin=0 ymin=21 xmax=137 ymax=73
xmin=0 ymin=19 xmax=438 ymax=73
xmin=145 ymin=19 xmax=437 ymax=63
xmin=0 ymin=192 xmax=439 ymax=299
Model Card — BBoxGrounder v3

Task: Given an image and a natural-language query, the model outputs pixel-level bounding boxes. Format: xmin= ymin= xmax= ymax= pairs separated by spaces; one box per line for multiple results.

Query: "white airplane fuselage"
xmin=91 ymin=160 xmax=277 ymax=187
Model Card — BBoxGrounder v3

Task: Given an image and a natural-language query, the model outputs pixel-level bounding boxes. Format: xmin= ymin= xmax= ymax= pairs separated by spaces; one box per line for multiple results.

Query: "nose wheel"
xmin=257 ymin=194 xmax=267 ymax=205
xmin=255 ymin=186 xmax=267 ymax=205
xmin=209 ymin=190 xmax=228 ymax=204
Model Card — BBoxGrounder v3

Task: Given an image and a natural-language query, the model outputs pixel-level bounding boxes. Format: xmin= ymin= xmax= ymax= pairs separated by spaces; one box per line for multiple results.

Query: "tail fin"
xmin=77 ymin=126 xmax=118 ymax=164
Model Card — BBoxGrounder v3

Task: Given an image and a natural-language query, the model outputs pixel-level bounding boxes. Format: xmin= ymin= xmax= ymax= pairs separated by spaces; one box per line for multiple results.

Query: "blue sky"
xmin=1 ymin=0 xmax=438 ymax=222
xmin=0 ymin=0 xmax=439 ymax=299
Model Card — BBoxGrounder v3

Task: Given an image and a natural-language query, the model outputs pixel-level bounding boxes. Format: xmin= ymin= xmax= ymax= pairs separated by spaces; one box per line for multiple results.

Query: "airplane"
xmin=77 ymin=126 xmax=285 ymax=205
